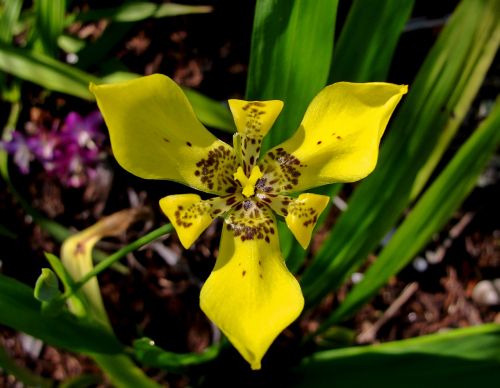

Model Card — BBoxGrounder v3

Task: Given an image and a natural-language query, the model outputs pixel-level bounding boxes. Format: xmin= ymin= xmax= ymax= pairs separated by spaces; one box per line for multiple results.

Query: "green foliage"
xmin=72 ymin=2 xmax=212 ymax=23
xmin=320 ymin=98 xmax=500 ymax=327
xmin=300 ymin=0 xmax=500 ymax=305
xmin=34 ymin=0 xmax=66 ymax=56
xmin=34 ymin=268 xmax=62 ymax=302
xmin=330 ymin=0 xmax=414 ymax=82
xmin=247 ymin=0 xmax=338 ymax=150
xmin=0 ymin=274 xmax=122 ymax=354
xmin=133 ymin=338 xmax=220 ymax=371
xmin=294 ymin=325 xmax=500 ymax=387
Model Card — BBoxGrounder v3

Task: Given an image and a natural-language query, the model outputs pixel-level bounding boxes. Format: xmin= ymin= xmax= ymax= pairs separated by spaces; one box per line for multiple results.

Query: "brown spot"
xmin=163 ymin=138 xmax=170 ymax=143
xmin=317 ymin=141 xmax=322 ymax=145
xmin=186 ymin=141 xmax=192 ymax=147
xmin=242 ymin=270 xmax=246 ymax=277
xmin=336 ymin=135 xmax=342 ymax=139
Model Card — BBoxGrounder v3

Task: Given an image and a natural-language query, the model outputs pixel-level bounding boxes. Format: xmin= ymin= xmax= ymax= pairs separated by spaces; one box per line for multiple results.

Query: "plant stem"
xmin=68 ymin=223 xmax=173 ymax=297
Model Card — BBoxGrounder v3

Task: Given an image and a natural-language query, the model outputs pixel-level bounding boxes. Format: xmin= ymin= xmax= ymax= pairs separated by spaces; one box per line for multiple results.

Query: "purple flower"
xmin=61 ymin=111 xmax=104 ymax=149
xmin=0 ymin=131 xmax=34 ymax=174
xmin=0 ymin=111 xmax=105 ymax=187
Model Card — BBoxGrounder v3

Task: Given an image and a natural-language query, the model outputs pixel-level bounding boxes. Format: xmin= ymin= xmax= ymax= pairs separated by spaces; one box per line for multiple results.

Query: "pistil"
xmin=233 ymin=165 xmax=263 ymax=197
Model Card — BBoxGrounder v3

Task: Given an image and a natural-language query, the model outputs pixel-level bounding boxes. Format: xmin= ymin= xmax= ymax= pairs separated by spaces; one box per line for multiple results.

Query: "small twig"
xmin=357 ymin=282 xmax=419 ymax=343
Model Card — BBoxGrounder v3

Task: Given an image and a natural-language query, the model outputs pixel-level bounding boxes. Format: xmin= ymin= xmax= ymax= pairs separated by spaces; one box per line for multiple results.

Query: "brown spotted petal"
xmin=259 ymin=82 xmax=408 ymax=193
xmin=200 ymin=204 xmax=303 ymax=370
xmin=228 ymin=100 xmax=283 ymax=175
xmin=160 ymin=193 xmax=243 ymax=249
xmin=90 ymin=74 xmax=238 ymax=195
xmin=285 ymin=193 xmax=330 ymax=249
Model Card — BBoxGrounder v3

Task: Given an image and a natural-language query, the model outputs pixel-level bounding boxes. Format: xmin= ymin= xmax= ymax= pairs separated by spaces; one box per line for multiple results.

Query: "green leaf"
xmin=0 ymin=41 xmax=97 ymax=99
xmin=0 ymin=0 xmax=22 ymax=43
xmin=0 ymin=44 xmax=234 ymax=132
xmin=34 ymin=0 xmax=67 ymax=56
xmin=0 ymin=274 xmax=122 ymax=354
xmin=34 ymin=268 xmax=62 ymax=302
xmin=133 ymin=338 xmax=220 ymax=371
xmin=329 ymin=0 xmax=414 ymax=82
xmin=320 ymin=98 xmax=500 ymax=327
xmin=246 ymin=0 xmax=338 ymax=150
xmin=0 ymin=0 xmax=23 ymax=101
xmin=246 ymin=0 xmax=338 ymax=265
xmin=410 ymin=8 xmax=500 ymax=199
xmin=182 ymin=87 xmax=235 ymax=133
xmin=58 ymin=34 xmax=86 ymax=53
xmin=301 ymin=0 xmax=500 ymax=305
xmin=294 ymin=324 xmax=500 ymax=387
xmin=287 ymin=0 xmax=414 ymax=271
xmin=73 ymin=2 xmax=212 ymax=23
xmin=74 ymin=22 xmax=134 ymax=70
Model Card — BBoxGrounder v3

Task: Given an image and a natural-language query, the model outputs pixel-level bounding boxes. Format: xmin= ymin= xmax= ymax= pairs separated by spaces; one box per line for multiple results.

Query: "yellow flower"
xmin=90 ymin=74 xmax=407 ymax=369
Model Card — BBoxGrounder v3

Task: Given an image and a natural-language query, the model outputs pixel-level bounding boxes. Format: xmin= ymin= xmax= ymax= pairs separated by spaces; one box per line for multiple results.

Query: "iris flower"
xmin=90 ymin=74 xmax=406 ymax=369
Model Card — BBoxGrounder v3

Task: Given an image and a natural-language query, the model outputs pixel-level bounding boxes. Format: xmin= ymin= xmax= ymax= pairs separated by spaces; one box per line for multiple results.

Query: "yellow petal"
xmin=61 ymin=209 xmax=146 ymax=326
xmin=200 ymin=204 xmax=303 ymax=370
xmin=159 ymin=194 xmax=213 ymax=249
xmin=228 ymin=100 xmax=283 ymax=174
xmin=90 ymin=74 xmax=238 ymax=195
xmin=285 ymin=193 xmax=330 ymax=249
xmin=259 ymin=82 xmax=407 ymax=193
xmin=160 ymin=193 xmax=243 ymax=248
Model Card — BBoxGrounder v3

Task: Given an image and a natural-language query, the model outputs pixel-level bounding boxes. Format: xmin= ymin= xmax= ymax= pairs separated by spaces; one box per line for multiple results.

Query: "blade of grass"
xmin=132 ymin=338 xmax=220 ymax=371
xmin=0 ymin=41 xmax=97 ymax=99
xmin=0 ymin=44 xmax=234 ymax=131
xmin=0 ymin=274 xmax=122 ymax=354
xmin=329 ymin=0 xmax=415 ymax=83
xmin=319 ymin=98 xmax=500 ymax=328
xmin=287 ymin=0 xmax=413 ymax=271
xmin=246 ymin=0 xmax=338 ymax=265
xmin=34 ymin=0 xmax=66 ymax=56
xmin=182 ymin=87 xmax=235 ymax=133
xmin=294 ymin=324 xmax=500 ymax=387
xmin=73 ymin=2 xmax=212 ymax=23
xmin=301 ymin=0 xmax=500 ymax=305
xmin=0 ymin=0 xmax=23 ymax=101
xmin=410 ymin=10 xmax=500 ymax=199
xmin=246 ymin=0 xmax=338 ymax=151
xmin=0 ymin=0 xmax=22 ymax=43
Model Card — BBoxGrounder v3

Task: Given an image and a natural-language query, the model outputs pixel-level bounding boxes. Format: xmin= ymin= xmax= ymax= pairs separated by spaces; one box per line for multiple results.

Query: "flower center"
xmin=233 ymin=165 xmax=263 ymax=198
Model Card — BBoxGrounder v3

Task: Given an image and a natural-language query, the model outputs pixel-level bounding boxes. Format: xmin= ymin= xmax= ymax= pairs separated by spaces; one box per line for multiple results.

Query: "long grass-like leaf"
xmin=329 ymin=0 xmax=414 ymax=82
xmin=319 ymin=99 xmax=500 ymax=327
xmin=286 ymin=0 xmax=413 ymax=271
xmin=246 ymin=0 xmax=338 ymax=151
xmin=0 ymin=274 xmax=122 ymax=354
xmin=294 ymin=324 xmax=500 ymax=387
xmin=246 ymin=0 xmax=338 ymax=264
xmin=301 ymin=0 xmax=500 ymax=305
xmin=34 ymin=0 xmax=66 ymax=56
xmin=0 ymin=44 xmax=234 ymax=131
xmin=0 ymin=0 xmax=22 ymax=43
xmin=133 ymin=338 xmax=220 ymax=371
xmin=73 ymin=2 xmax=212 ymax=23
xmin=0 ymin=41 xmax=97 ymax=99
